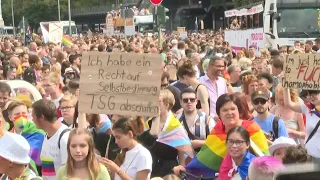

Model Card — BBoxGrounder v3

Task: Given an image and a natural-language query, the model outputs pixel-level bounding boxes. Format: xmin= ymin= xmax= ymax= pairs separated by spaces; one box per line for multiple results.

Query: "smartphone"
xmin=275 ymin=163 xmax=320 ymax=180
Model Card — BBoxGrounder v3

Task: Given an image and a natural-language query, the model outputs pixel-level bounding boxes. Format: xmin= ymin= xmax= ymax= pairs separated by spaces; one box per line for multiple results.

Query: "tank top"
xmin=195 ymin=84 xmax=210 ymax=110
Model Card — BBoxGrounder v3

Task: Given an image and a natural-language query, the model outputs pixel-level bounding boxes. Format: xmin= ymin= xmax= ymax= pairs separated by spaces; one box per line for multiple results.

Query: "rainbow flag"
xmin=186 ymin=120 xmax=269 ymax=177
xmin=157 ymin=112 xmax=194 ymax=158
xmin=20 ymin=121 xmax=45 ymax=166
xmin=62 ymin=34 xmax=73 ymax=46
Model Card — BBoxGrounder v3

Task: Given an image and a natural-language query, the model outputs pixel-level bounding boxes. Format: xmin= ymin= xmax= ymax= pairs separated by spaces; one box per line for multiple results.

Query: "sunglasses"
xmin=253 ymin=98 xmax=267 ymax=105
xmin=182 ymin=98 xmax=196 ymax=103
xmin=161 ymin=83 xmax=168 ymax=89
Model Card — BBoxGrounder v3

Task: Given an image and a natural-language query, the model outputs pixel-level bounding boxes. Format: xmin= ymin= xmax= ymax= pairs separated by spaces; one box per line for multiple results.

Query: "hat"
xmin=14 ymin=48 xmax=24 ymax=55
xmin=251 ymin=90 xmax=270 ymax=101
xmin=64 ymin=67 xmax=75 ymax=75
xmin=0 ymin=132 xmax=30 ymax=164
xmin=14 ymin=94 xmax=32 ymax=108
xmin=269 ymin=137 xmax=297 ymax=155
xmin=171 ymin=39 xmax=178 ymax=44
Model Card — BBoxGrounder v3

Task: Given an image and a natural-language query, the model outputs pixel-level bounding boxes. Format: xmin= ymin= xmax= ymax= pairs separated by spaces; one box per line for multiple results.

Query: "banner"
xmin=48 ymin=22 xmax=63 ymax=44
xmin=78 ymin=52 xmax=162 ymax=116
xmin=105 ymin=14 xmax=114 ymax=36
xmin=224 ymin=28 xmax=264 ymax=55
xmin=225 ymin=4 xmax=264 ymax=17
xmin=282 ymin=54 xmax=320 ymax=90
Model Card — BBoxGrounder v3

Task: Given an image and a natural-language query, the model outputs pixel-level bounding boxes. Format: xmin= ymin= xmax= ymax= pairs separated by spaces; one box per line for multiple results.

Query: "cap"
xmin=251 ymin=90 xmax=270 ymax=101
xmin=171 ymin=39 xmax=178 ymax=44
xmin=64 ymin=67 xmax=75 ymax=75
xmin=14 ymin=48 xmax=24 ymax=55
xmin=0 ymin=132 xmax=30 ymax=164
xmin=269 ymin=137 xmax=297 ymax=155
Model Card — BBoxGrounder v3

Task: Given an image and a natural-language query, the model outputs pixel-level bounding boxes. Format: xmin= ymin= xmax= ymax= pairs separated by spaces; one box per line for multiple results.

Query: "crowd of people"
xmin=0 ymin=30 xmax=318 ymax=180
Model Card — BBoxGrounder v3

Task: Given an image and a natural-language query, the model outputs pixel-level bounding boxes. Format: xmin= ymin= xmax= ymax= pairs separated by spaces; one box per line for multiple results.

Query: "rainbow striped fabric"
xmin=157 ymin=112 xmax=194 ymax=158
xmin=186 ymin=120 xmax=269 ymax=177
xmin=41 ymin=157 xmax=56 ymax=176
xmin=62 ymin=34 xmax=73 ymax=46
xmin=20 ymin=121 xmax=45 ymax=166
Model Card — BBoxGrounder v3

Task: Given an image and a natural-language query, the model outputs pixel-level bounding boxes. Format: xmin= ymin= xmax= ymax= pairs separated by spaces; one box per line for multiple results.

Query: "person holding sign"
xmin=139 ymin=89 xmax=191 ymax=178
xmin=284 ymin=89 xmax=320 ymax=164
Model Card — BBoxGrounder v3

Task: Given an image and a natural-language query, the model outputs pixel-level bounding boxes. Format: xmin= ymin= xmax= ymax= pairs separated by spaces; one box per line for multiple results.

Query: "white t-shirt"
xmin=114 ymin=144 xmax=152 ymax=180
xmin=47 ymin=94 xmax=64 ymax=109
xmin=300 ymin=100 xmax=320 ymax=158
xmin=41 ymin=125 xmax=70 ymax=180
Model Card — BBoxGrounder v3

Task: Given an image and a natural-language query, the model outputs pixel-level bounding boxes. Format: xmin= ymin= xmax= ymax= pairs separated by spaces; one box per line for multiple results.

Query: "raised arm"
xmin=197 ymin=85 xmax=210 ymax=115
xmin=284 ymin=88 xmax=302 ymax=113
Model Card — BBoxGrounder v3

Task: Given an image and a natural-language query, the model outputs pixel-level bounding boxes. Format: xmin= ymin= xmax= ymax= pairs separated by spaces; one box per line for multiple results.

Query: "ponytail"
xmin=114 ymin=149 xmax=127 ymax=166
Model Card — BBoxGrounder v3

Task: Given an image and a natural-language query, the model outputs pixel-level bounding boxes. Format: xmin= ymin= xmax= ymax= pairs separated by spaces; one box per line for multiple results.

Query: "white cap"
xmin=64 ymin=67 xmax=75 ymax=74
xmin=0 ymin=132 xmax=30 ymax=164
xmin=269 ymin=137 xmax=297 ymax=155
xmin=171 ymin=39 xmax=178 ymax=44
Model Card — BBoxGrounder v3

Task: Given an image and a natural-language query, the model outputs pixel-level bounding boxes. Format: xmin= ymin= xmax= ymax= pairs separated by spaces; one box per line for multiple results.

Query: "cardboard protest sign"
xmin=79 ymin=52 xmax=162 ymax=117
xmin=282 ymin=54 xmax=320 ymax=90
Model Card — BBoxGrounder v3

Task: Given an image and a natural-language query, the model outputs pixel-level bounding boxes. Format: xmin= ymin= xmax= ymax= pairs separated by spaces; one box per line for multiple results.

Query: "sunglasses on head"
xmin=182 ymin=98 xmax=196 ymax=103
xmin=253 ymin=98 xmax=267 ymax=105
xmin=161 ymin=83 xmax=168 ymax=89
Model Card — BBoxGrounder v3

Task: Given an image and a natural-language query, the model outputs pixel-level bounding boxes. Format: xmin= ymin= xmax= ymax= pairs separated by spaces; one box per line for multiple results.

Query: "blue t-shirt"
xmin=253 ymin=114 xmax=289 ymax=138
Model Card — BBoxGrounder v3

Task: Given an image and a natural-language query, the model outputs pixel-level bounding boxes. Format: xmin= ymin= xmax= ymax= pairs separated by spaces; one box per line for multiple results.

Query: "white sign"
xmin=125 ymin=25 xmax=135 ymax=36
xmin=179 ymin=32 xmax=187 ymax=39
xmin=225 ymin=4 xmax=264 ymax=17
xmin=225 ymin=28 xmax=264 ymax=55
xmin=105 ymin=15 xmax=114 ymax=36
xmin=48 ymin=23 xmax=63 ymax=44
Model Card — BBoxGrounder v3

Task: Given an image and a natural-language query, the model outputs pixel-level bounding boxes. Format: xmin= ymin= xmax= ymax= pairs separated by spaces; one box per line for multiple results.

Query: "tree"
xmin=1 ymin=0 xmax=115 ymax=29
xmin=233 ymin=0 xmax=263 ymax=7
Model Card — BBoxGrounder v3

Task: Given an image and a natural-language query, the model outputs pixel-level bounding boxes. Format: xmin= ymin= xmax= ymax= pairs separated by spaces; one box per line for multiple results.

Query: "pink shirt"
xmin=199 ymin=74 xmax=228 ymax=116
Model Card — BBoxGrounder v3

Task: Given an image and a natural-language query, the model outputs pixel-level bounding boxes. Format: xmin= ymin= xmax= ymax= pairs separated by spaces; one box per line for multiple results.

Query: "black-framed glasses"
xmin=182 ymin=98 xmax=196 ymax=103
xmin=60 ymin=106 xmax=75 ymax=111
xmin=226 ymin=140 xmax=246 ymax=147
xmin=253 ymin=98 xmax=267 ymax=105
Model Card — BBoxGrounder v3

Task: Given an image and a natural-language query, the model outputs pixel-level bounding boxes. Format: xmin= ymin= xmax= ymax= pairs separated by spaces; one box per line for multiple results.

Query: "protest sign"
xmin=79 ymin=52 xmax=162 ymax=117
xmin=282 ymin=54 xmax=320 ymax=90
xmin=48 ymin=22 xmax=63 ymax=44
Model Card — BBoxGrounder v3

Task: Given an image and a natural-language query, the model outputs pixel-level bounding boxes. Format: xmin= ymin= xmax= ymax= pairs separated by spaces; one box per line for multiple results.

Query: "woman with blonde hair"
xmin=139 ymin=89 xmax=188 ymax=177
xmin=270 ymin=85 xmax=305 ymax=143
xmin=242 ymin=74 xmax=259 ymax=116
xmin=56 ymin=128 xmax=111 ymax=180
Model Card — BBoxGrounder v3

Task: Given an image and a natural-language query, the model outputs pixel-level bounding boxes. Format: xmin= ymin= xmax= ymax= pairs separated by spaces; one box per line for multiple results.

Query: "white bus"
xmin=224 ymin=0 xmax=319 ymax=53
xmin=0 ymin=26 xmax=15 ymax=36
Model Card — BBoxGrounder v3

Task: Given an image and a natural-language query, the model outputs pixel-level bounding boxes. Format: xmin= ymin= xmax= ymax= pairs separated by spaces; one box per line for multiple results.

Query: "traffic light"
xmin=158 ymin=5 xmax=169 ymax=25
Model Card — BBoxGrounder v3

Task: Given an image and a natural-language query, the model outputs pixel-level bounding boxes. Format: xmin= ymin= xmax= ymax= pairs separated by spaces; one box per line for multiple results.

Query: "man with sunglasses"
xmin=252 ymin=89 xmax=288 ymax=145
xmin=176 ymin=88 xmax=215 ymax=152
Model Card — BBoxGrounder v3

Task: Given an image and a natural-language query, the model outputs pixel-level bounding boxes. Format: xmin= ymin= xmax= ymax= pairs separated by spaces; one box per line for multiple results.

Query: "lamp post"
xmin=11 ymin=0 xmax=15 ymax=35
xmin=58 ymin=0 xmax=61 ymax=21
xmin=68 ymin=0 xmax=71 ymax=36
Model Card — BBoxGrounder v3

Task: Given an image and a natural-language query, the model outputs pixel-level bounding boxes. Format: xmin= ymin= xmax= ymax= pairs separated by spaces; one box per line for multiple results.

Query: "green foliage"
xmin=233 ymin=0 xmax=262 ymax=7
xmin=1 ymin=0 xmax=115 ymax=28
xmin=232 ymin=0 xmax=242 ymax=7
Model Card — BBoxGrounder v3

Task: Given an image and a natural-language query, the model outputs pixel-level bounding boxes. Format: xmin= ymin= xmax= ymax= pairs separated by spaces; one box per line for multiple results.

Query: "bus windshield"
xmin=63 ymin=26 xmax=77 ymax=35
xmin=277 ymin=8 xmax=320 ymax=38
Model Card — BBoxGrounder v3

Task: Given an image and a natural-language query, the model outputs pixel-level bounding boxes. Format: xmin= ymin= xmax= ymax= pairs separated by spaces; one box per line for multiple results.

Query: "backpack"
xmin=271 ymin=116 xmax=280 ymax=141
xmin=58 ymin=128 xmax=71 ymax=149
